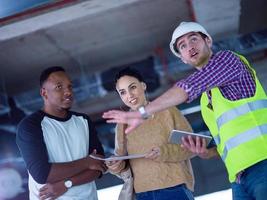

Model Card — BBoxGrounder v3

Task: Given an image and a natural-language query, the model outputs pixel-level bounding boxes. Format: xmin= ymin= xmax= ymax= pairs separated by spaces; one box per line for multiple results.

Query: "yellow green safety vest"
xmin=200 ymin=53 xmax=267 ymax=182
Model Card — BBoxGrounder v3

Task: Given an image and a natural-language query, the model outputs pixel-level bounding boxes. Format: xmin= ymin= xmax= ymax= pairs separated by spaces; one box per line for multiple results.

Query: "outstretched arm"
xmin=103 ymin=86 xmax=188 ymax=133
xmin=145 ymin=85 xmax=188 ymax=116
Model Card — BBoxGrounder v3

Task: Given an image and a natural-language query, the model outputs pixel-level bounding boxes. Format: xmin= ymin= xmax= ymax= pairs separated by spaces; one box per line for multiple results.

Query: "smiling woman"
xmin=106 ymin=67 xmax=196 ymax=200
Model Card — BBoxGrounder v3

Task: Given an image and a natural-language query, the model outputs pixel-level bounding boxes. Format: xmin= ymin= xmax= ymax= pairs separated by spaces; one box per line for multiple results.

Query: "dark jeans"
xmin=231 ymin=159 xmax=267 ymax=200
xmin=135 ymin=184 xmax=194 ymax=200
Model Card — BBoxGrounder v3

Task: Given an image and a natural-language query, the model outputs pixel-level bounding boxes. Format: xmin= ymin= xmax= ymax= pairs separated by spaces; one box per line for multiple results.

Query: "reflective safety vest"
xmin=200 ymin=53 xmax=267 ymax=182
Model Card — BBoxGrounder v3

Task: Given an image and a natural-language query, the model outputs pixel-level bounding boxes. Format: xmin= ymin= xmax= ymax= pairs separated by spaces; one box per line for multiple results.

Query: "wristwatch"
xmin=138 ymin=106 xmax=149 ymax=119
xmin=64 ymin=180 xmax=73 ymax=189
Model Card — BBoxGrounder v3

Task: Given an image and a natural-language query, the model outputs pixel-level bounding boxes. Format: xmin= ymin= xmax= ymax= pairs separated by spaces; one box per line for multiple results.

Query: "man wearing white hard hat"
xmin=103 ymin=21 xmax=267 ymax=200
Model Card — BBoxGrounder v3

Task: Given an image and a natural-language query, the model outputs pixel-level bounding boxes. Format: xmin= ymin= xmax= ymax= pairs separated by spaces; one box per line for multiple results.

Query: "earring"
xmin=142 ymin=82 xmax=147 ymax=90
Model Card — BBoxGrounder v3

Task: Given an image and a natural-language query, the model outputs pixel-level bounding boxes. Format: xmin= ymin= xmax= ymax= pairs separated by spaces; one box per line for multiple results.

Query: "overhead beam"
xmin=0 ymin=0 xmax=140 ymax=41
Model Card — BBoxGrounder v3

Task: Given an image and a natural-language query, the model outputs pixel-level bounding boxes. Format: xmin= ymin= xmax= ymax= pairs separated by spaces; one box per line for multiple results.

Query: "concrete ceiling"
xmin=0 ymin=0 xmax=192 ymax=95
xmin=0 ymin=0 xmax=267 ymax=115
xmin=1 ymin=1 xmax=267 ymax=196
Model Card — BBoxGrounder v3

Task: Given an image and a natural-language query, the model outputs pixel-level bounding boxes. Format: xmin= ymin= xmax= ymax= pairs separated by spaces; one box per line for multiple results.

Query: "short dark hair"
xmin=173 ymin=32 xmax=208 ymax=54
xmin=114 ymin=67 xmax=144 ymax=86
xmin=39 ymin=66 xmax=65 ymax=87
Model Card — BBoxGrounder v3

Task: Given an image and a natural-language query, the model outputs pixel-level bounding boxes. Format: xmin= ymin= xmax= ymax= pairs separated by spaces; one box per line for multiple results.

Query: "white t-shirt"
xmin=17 ymin=111 xmax=104 ymax=200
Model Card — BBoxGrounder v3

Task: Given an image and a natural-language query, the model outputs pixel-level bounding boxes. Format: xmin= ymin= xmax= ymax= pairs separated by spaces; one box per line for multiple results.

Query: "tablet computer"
xmin=169 ymin=129 xmax=212 ymax=146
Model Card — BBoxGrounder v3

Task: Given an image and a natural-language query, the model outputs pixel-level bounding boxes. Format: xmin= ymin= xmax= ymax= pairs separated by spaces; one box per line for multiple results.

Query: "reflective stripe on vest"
xmin=221 ymin=124 xmax=267 ymax=161
xmin=213 ymin=134 xmax=220 ymax=145
xmin=214 ymin=99 xmax=267 ymax=146
xmin=217 ymin=99 xmax=267 ymax=130
xmin=200 ymin=52 xmax=267 ymax=182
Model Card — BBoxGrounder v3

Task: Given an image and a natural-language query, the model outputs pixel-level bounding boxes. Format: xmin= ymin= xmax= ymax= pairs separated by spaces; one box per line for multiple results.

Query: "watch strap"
xmin=138 ymin=106 xmax=149 ymax=119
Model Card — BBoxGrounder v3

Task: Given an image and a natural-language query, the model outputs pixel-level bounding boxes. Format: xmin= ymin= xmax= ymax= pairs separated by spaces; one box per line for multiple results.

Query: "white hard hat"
xmin=169 ymin=21 xmax=212 ymax=57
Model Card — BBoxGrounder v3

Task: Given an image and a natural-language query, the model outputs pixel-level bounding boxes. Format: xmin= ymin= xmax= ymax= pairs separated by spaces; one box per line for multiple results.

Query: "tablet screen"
xmin=169 ymin=130 xmax=212 ymax=146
